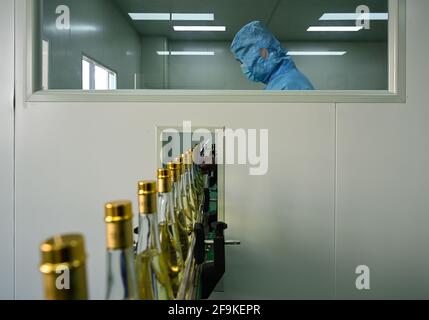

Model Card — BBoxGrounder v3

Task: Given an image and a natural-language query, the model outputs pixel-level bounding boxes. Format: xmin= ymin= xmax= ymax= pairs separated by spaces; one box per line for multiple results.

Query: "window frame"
xmin=23 ymin=0 xmax=406 ymax=103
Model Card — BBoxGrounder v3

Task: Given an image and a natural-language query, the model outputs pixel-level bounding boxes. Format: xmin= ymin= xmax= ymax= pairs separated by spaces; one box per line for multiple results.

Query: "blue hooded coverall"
xmin=231 ymin=21 xmax=314 ymax=90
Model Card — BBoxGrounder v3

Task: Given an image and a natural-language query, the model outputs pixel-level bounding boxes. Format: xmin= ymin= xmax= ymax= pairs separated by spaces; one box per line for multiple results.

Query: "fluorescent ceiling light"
xmin=157 ymin=51 xmax=215 ymax=56
xmin=287 ymin=51 xmax=347 ymax=56
xmin=173 ymin=26 xmax=226 ymax=32
xmin=307 ymin=26 xmax=363 ymax=32
xmin=129 ymin=13 xmax=170 ymax=20
xmin=172 ymin=13 xmax=214 ymax=21
xmin=320 ymin=13 xmax=388 ymax=20
xmin=171 ymin=51 xmax=215 ymax=56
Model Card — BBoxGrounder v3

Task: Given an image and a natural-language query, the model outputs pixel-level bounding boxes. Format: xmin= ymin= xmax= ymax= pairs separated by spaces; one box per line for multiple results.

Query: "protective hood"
xmin=230 ymin=21 xmax=295 ymax=84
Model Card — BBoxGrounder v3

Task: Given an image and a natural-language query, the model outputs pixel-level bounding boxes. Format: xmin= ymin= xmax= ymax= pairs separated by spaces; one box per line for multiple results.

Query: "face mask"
xmin=241 ymin=64 xmax=257 ymax=82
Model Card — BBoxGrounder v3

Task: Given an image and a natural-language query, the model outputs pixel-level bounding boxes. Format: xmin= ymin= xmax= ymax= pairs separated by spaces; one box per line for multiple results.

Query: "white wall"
xmin=0 ymin=0 xmax=15 ymax=300
xmin=42 ymin=0 xmax=141 ymax=90
xmin=6 ymin=0 xmax=429 ymax=300
xmin=335 ymin=0 xmax=429 ymax=298
xmin=14 ymin=101 xmax=336 ymax=300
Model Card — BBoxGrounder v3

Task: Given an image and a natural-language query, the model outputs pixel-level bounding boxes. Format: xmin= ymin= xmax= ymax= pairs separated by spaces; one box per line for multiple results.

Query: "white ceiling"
xmin=112 ymin=0 xmax=388 ymax=42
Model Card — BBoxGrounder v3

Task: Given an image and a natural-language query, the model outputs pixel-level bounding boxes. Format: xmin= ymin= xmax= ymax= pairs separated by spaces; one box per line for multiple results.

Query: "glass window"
xmin=82 ymin=59 xmax=90 ymax=90
xmin=42 ymin=40 xmax=49 ymax=90
xmin=81 ymin=56 xmax=117 ymax=90
xmin=36 ymin=0 xmax=391 ymax=91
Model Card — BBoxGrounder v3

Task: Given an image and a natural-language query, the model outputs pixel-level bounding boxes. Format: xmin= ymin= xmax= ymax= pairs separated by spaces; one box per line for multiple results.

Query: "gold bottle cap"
xmin=157 ymin=169 xmax=172 ymax=193
xmin=40 ymin=234 xmax=86 ymax=269
xmin=138 ymin=181 xmax=157 ymax=214
xmin=39 ymin=234 xmax=88 ymax=300
xmin=167 ymin=162 xmax=181 ymax=182
xmin=104 ymin=200 xmax=133 ymax=223
xmin=138 ymin=180 xmax=157 ymax=195
xmin=104 ymin=201 xmax=134 ymax=250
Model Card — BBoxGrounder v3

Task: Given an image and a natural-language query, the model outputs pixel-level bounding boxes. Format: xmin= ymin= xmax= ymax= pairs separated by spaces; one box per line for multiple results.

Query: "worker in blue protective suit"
xmin=231 ymin=21 xmax=314 ymax=90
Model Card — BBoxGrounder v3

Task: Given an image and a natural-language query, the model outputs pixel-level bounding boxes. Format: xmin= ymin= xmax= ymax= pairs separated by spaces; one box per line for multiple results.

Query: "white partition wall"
xmin=13 ymin=100 xmax=336 ymax=299
xmin=0 ymin=0 xmax=15 ymax=300
xmin=335 ymin=0 xmax=429 ymax=298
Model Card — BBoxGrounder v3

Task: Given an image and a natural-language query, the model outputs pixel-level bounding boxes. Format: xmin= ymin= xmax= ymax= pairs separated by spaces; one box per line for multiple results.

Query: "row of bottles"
xmin=39 ymin=146 xmax=210 ymax=300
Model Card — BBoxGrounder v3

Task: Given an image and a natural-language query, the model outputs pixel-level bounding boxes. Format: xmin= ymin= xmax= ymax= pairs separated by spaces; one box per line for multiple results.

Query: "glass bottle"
xmin=104 ymin=200 xmax=139 ymax=300
xmin=192 ymin=144 xmax=204 ymax=192
xmin=167 ymin=162 xmax=190 ymax=260
xmin=185 ymin=150 xmax=200 ymax=221
xmin=176 ymin=155 xmax=195 ymax=225
xmin=188 ymin=149 xmax=197 ymax=192
xmin=158 ymin=168 xmax=184 ymax=296
xmin=136 ymin=181 xmax=174 ymax=300
xmin=39 ymin=234 xmax=88 ymax=300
